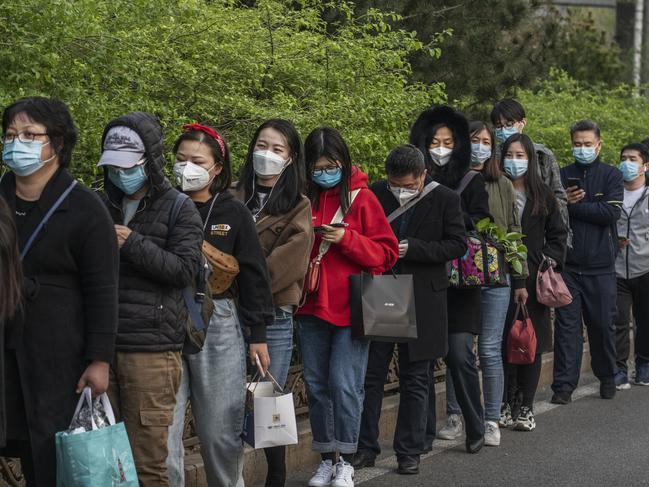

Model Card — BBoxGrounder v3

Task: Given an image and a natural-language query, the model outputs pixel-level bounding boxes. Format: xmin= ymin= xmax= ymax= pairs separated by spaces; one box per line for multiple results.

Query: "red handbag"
xmin=304 ymin=254 xmax=323 ymax=295
xmin=507 ymin=303 xmax=537 ymax=364
xmin=536 ymin=258 xmax=572 ymax=308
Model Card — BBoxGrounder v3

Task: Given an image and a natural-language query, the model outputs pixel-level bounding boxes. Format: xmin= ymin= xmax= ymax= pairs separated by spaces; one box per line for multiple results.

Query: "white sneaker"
xmin=331 ymin=457 xmax=355 ymax=487
xmin=308 ymin=459 xmax=335 ymax=487
xmin=437 ymin=414 xmax=463 ymax=440
xmin=484 ymin=421 xmax=501 ymax=446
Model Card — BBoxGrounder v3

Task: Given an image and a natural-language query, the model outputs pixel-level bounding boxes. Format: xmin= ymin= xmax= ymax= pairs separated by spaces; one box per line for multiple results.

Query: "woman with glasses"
xmin=296 ymin=127 xmax=398 ymax=487
xmin=0 ymin=97 xmax=119 ymax=485
xmin=233 ymin=119 xmax=313 ymax=487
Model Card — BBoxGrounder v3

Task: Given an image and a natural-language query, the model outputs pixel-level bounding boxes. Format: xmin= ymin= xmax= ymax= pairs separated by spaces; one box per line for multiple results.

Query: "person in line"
xmin=233 ymin=119 xmax=313 ymax=487
xmin=551 ymin=120 xmax=623 ymax=404
xmin=0 ymin=97 xmax=119 ymax=485
xmin=166 ymin=123 xmax=274 ymax=486
xmin=500 ymin=133 xmax=567 ymax=431
xmin=410 ymin=105 xmax=490 ymax=454
xmin=0 ymin=196 xmax=21 ymax=325
xmin=437 ymin=121 xmax=527 ymax=447
xmin=490 ymin=99 xmax=568 ymax=238
xmin=297 ymin=127 xmax=398 ymax=487
xmin=353 ymin=144 xmax=466 ymax=475
xmin=98 ymin=113 xmax=204 ymax=485
xmin=614 ymin=143 xmax=649 ymax=389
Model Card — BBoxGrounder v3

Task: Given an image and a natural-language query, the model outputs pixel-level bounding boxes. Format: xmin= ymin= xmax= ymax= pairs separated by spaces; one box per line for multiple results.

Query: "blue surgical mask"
xmin=495 ymin=126 xmax=519 ymax=144
xmin=470 ymin=143 xmax=492 ymax=166
xmin=108 ymin=164 xmax=148 ymax=195
xmin=572 ymin=147 xmax=598 ymax=165
xmin=503 ymin=158 xmax=529 ymax=179
xmin=312 ymin=168 xmax=343 ymax=189
xmin=619 ymin=160 xmax=642 ymax=182
xmin=2 ymin=138 xmax=55 ymax=176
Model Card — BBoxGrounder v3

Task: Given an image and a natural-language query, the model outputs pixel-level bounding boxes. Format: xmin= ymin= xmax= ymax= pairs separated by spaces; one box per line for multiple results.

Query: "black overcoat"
xmin=0 ymin=168 xmax=119 ymax=485
xmin=506 ymin=186 xmax=567 ymax=353
xmin=371 ymin=179 xmax=467 ymax=361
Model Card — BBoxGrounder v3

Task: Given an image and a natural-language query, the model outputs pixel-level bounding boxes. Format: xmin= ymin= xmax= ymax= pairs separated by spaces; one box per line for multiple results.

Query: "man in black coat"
xmin=98 ymin=113 xmax=203 ymax=485
xmin=353 ymin=145 xmax=467 ymax=474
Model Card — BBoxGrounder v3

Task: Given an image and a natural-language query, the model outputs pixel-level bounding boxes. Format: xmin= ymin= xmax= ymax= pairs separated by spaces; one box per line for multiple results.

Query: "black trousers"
xmin=553 ymin=271 xmax=617 ymax=393
xmin=615 ymin=272 xmax=649 ymax=373
xmin=506 ymin=353 xmax=543 ymax=409
xmin=444 ymin=333 xmax=485 ymax=440
xmin=358 ymin=342 xmax=430 ymax=457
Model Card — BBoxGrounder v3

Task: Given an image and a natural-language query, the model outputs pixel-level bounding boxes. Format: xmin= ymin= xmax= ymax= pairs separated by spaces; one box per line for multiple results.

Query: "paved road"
xmin=285 ymin=374 xmax=649 ymax=487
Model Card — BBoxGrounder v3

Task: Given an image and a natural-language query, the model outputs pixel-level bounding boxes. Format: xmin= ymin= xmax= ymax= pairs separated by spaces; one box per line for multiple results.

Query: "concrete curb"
xmin=185 ymin=349 xmax=592 ymax=486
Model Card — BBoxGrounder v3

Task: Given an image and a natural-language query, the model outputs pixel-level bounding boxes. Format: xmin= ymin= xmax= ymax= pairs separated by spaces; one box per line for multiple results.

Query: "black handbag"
xmin=349 ymin=272 xmax=417 ymax=342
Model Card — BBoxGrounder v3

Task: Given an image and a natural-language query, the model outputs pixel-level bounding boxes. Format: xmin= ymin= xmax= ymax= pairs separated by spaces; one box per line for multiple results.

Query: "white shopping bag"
xmin=241 ymin=372 xmax=298 ymax=449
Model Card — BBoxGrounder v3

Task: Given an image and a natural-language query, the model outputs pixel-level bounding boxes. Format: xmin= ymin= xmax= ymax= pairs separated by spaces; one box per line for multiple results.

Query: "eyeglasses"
xmin=313 ymin=166 xmax=340 ymax=177
xmin=2 ymin=131 xmax=49 ymax=144
xmin=494 ymin=120 xmax=519 ymax=130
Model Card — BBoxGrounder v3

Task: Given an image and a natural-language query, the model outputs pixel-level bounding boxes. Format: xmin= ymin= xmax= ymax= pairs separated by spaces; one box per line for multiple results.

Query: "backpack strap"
xmin=454 ymin=170 xmax=479 ymax=196
xmin=167 ymin=191 xmax=190 ymax=236
xmin=387 ymin=181 xmax=439 ymax=223
xmin=21 ymin=180 xmax=78 ymax=259
xmin=166 ymin=191 xmax=206 ymax=332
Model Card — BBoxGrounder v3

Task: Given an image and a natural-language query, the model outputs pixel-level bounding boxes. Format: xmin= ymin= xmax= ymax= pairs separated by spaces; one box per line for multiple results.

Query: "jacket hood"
xmin=409 ymin=105 xmax=471 ymax=188
xmin=101 ymin=112 xmax=171 ymax=202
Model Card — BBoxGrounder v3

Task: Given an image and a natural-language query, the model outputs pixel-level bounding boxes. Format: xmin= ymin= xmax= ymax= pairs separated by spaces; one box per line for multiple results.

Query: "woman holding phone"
xmin=297 ymin=127 xmax=398 ymax=487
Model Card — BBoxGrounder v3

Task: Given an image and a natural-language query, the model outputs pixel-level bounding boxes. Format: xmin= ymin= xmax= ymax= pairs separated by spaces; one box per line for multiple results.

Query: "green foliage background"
xmin=0 ymin=0 xmax=445 ymax=183
xmin=1 ymin=0 xmax=649 ymax=184
xmin=516 ymin=70 xmax=649 ymax=167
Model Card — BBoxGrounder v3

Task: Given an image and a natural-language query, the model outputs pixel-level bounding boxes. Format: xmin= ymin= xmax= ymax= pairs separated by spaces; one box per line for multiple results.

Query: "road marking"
xmin=354 ymin=382 xmax=600 ymax=484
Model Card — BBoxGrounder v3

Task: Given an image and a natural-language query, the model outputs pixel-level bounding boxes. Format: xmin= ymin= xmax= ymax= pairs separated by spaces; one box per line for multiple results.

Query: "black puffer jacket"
xmin=101 ymin=112 xmax=203 ymax=352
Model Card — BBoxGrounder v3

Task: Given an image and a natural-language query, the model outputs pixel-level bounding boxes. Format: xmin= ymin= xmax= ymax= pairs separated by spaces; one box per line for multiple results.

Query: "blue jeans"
xmin=167 ymin=299 xmax=246 ymax=487
xmin=446 ymin=280 xmax=510 ymax=422
xmin=296 ymin=315 xmax=370 ymax=454
xmin=265 ymin=308 xmax=294 ymax=388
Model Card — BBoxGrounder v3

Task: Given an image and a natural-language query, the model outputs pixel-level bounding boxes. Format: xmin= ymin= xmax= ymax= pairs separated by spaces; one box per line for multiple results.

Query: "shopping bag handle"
xmin=248 ymin=370 xmax=285 ymax=394
xmin=70 ymin=387 xmax=99 ymax=430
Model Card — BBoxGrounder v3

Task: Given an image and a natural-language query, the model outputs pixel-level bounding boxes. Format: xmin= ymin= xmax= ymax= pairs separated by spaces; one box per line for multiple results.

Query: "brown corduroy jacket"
xmin=232 ymin=188 xmax=314 ymax=309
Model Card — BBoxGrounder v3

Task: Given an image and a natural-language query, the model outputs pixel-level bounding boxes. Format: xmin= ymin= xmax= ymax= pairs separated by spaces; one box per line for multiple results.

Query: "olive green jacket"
xmin=485 ymin=175 xmax=529 ymax=288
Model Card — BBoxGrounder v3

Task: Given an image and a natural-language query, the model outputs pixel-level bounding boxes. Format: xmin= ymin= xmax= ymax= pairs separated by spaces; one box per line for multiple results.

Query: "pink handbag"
xmin=536 ymin=258 xmax=572 ymax=308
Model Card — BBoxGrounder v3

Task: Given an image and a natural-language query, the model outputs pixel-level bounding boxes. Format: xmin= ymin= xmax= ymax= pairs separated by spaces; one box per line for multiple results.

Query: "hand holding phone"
xmin=314 ymin=222 xmax=348 ymax=233
xmin=566 ymin=177 xmax=585 ymax=204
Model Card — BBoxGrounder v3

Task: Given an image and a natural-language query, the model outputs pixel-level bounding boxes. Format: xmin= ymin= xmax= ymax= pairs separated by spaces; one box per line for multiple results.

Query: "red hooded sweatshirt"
xmin=297 ymin=167 xmax=399 ymax=326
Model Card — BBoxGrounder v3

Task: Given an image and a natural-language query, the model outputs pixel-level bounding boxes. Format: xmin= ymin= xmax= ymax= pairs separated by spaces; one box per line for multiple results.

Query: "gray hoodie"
xmin=616 ymin=185 xmax=649 ymax=279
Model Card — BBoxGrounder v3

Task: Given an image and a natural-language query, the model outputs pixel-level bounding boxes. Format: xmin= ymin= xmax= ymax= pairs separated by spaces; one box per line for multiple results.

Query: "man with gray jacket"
xmin=614 ymin=142 xmax=649 ymax=389
xmin=490 ymin=99 xmax=569 ymax=243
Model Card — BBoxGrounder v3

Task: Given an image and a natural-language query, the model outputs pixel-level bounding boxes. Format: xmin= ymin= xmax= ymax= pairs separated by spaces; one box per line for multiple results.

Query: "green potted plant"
xmin=475 ymin=218 xmax=528 ymax=275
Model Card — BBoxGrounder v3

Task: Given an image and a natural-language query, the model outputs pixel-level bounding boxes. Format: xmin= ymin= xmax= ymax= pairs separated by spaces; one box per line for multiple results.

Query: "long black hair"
xmin=501 ymin=133 xmax=550 ymax=217
xmin=2 ymin=96 xmax=77 ymax=168
xmin=236 ymin=119 xmax=305 ymax=215
xmin=304 ymin=127 xmax=352 ymax=213
xmin=0 ymin=196 xmax=22 ymax=322
xmin=469 ymin=121 xmax=502 ymax=183
xmin=409 ymin=105 xmax=471 ymax=188
xmin=172 ymin=125 xmax=232 ymax=194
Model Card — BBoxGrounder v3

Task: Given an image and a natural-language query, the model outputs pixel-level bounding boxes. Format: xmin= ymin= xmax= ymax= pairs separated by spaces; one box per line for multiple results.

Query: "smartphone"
xmin=566 ymin=177 xmax=582 ymax=190
xmin=314 ymin=222 xmax=349 ymax=232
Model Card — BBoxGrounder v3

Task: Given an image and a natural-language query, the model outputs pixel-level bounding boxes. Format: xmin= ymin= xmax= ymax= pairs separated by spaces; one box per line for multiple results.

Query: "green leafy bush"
xmin=0 ymin=0 xmax=445 ymax=183
xmin=518 ymin=70 xmax=649 ymax=167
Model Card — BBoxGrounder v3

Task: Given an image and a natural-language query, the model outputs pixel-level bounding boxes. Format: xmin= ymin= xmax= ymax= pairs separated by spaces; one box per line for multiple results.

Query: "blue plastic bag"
xmin=56 ymin=388 xmax=138 ymax=486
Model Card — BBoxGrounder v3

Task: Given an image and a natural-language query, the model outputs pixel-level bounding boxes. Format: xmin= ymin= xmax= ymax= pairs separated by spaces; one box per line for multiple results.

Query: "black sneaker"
xmin=350 ymin=450 xmax=375 ymax=469
xmin=397 ymin=455 xmax=420 ymax=475
xmin=600 ymin=377 xmax=616 ymax=399
xmin=514 ymin=406 xmax=536 ymax=431
xmin=550 ymin=391 xmax=572 ymax=405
